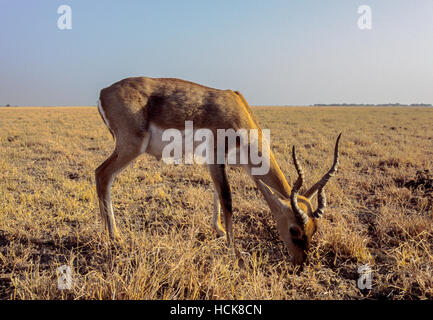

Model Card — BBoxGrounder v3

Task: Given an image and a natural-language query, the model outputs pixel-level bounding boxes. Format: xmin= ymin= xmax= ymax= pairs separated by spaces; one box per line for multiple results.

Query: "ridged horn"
xmin=304 ymin=133 xmax=342 ymax=200
xmin=290 ymin=146 xmax=309 ymax=226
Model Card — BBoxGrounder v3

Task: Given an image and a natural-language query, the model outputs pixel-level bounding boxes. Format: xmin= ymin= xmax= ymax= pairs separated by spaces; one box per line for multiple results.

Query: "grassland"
xmin=0 ymin=106 xmax=432 ymax=299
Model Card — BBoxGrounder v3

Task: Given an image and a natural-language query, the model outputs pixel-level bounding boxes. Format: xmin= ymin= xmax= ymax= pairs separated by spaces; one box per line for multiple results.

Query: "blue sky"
xmin=1 ymin=0 xmax=433 ymax=106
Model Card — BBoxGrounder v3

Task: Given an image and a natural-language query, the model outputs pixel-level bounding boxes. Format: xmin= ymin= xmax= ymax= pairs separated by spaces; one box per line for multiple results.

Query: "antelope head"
xmin=257 ymin=133 xmax=341 ymax=265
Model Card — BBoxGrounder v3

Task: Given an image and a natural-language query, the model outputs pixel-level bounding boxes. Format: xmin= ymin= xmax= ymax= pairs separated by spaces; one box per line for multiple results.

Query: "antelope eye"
xmin=289 ymin=225 xmax=302 ymax=239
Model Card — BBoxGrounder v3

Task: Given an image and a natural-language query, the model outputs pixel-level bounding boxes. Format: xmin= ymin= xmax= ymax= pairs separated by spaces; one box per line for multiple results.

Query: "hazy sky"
xmin=1 ymin=0 xmax=433 ymax=106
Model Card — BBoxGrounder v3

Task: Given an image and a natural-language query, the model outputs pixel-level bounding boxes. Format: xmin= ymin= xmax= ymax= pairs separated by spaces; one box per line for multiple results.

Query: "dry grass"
xmin=0 ymin=106 xmax=432 ymax=300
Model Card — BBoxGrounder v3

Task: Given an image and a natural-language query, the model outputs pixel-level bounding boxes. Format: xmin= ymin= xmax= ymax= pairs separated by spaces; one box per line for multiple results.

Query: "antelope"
xmin=95 ymin=76 xmax=341 ymax=265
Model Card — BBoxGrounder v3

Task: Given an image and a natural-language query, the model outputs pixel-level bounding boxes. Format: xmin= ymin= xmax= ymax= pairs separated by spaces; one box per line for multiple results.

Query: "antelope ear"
xmin=257 ymin=179 xmax=289 ymax=212
xmin=257 ymin=179 xmax=287 ymax=199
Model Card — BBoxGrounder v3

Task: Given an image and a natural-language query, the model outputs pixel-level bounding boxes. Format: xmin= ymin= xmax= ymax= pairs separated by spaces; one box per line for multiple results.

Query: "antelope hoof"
xmin=213 ymin=224 xmax=226 ymax=238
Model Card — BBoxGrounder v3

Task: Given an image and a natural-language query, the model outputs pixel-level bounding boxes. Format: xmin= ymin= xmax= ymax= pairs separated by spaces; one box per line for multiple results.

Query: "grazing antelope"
xmin=95 ymin=77 xmax=341 ymax=265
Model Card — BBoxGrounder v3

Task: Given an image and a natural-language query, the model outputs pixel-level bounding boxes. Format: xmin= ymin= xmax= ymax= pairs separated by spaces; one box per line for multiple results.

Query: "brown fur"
xmin=96 ymin=76 xmax=333 ymax=265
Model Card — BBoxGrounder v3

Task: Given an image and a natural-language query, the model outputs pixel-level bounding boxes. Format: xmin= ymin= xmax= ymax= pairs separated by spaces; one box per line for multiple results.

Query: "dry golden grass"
xmin=0 ymin=106 xmax=432 ymax=300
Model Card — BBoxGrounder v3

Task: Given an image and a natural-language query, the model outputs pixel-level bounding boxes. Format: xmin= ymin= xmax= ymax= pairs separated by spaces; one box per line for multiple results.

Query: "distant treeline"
xmin=313 ymin=103 xmax=432 ymax=107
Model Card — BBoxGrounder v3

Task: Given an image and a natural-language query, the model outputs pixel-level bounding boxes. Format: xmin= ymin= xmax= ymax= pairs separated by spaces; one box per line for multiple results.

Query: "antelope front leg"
xmin=212 ymin=189 xmax=226 ymax=237
xmin=208 ymin=164 xmax=239 ymax=257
